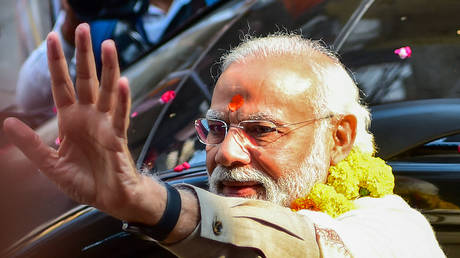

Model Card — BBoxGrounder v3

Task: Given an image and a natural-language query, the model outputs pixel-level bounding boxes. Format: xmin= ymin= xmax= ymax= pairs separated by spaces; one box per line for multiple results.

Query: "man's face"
xmin=206 ymin=57 xmax=331 ymax=206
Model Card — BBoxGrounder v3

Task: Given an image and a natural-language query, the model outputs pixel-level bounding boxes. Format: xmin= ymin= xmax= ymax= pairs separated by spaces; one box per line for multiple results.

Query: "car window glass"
xmin=124 ymin=0 xmax=246 ymax=101
xmin=128 ymin=73 xmax=184 ymax=159
xmin=137 ymin=74 xmax=209 ymax=173
xmin=120 ymin=0 xmax=228 ymax=68
xmin=394 ymin=174 xmax=460 ymax=211
xmin=192 ymin=0 xmax=362 ymax=98
xmin=391 ymin=133 xmax=460 ymax=211
xmin=391 ymin=133 xmax=460 ymax=164
xmin=340 ymin=0 xmax=460 ymax=105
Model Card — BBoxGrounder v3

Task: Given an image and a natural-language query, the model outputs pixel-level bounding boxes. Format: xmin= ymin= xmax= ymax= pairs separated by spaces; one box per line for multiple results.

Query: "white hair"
xmin=221 ymin=33 xmax=375 ymax=154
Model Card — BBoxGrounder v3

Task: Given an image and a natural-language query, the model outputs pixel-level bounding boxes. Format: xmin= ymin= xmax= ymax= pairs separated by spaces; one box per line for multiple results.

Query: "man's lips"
xmin=221 ymin=181 xmax=262 ymax=197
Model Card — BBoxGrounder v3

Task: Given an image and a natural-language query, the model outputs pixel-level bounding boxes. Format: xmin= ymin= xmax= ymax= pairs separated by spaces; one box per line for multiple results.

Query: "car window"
xmin=190 ymin=0 xmax=363 ymax=89
xmin=340 ymin=0 xmax=460 ymax=105
xmin=136 ymin=74 xmax=209 ymax=173
xmin=128 ymin=73 xmax=185 ymax=159
xmin=394 ymin=174 xmax=460 ymax=211
xmin=391 ymin=134 xmax=460 ymax=163
xmin=124 ymin=0 xmax=247 ymax=101
xmin=389 ymin=133 xmax=460 ymax=211
xmin=120 ymin=0 xmax=228 ymax=68
xmin=339 ymin=0 xmax=460 ymax=213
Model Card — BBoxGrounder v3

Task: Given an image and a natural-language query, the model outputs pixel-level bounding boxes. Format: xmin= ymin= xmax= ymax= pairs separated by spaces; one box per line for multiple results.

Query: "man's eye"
xmin=246 ymin=125 xmax=276 ymax=136
xmin=208 ymin=123 xmax=226 ymax=135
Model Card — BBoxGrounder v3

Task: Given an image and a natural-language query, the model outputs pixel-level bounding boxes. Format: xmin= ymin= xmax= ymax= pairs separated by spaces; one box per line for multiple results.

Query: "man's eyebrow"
xmin=247 ymin=112 xmax=280 ymax=123
xmin=206 ymin=110 xmax=225 ymax=120
xmin=206 ymin=110 xmax=281 ymax=123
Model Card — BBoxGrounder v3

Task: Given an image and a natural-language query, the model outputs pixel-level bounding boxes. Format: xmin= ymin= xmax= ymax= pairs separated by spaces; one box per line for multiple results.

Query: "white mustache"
xmin=210 ymin=165 xmax=270 ymax=184
xmin=209 ymin=165 xmax=289 ymax=206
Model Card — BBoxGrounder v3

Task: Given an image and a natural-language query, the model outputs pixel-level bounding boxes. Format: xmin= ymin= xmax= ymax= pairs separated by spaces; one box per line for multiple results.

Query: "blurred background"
xmin=0 ymin=0 xmax=53 ymax=110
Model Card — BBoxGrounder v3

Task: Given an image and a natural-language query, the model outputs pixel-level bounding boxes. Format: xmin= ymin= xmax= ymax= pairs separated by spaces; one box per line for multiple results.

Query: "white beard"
xmin=209 ymin=122 xmax=330 ymax=207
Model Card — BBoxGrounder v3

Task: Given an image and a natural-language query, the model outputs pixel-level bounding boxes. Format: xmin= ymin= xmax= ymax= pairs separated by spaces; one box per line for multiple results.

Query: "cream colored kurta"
xmin=162 ymin=185 xmax=445 ymax=258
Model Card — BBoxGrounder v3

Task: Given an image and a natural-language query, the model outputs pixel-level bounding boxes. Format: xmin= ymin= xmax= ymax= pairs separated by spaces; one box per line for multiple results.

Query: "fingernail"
xmin=47 ymin=33 xmax=59 ymax=59
xmin=77 ymin=23 xmax=89 ymax=31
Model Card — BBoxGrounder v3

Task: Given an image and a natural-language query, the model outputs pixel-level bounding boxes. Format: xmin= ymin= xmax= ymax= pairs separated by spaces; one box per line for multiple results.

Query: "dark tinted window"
xmin=340 ymin=0 xmax=460 ymax=105
xmin=121 ymin=0 xmax=228 ymax=68
xmin=391 ymin=133 xmax=460 ymax=211
xmin=136 ymin=73 xmax=210 ymax=173
xmin=192 ymin=0 xmax=362 ymax=89
xmin=391 ymin=134 xmax=460 ymax=163
xmin=128 ymin=73 xmax=184 ymax=159
xmin=339 ymin=0 xmax=460 ymax=218
xmin=394 ymin=174 xmax=460 ymax=211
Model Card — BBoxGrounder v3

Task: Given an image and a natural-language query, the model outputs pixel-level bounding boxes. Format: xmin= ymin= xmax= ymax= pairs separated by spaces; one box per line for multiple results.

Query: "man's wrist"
xmin=122 ymin=183 xmax=182 ymax=241
xmin=120 ymin=177 xmax=200 ymax=244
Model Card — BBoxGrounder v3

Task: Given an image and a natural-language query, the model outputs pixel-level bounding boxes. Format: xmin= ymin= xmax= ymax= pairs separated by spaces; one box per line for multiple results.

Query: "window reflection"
xmin=138 ymin=76 xmax=210 ymax=173
xmin=391 ymin=134 xmax=460 ymax=211
xmin=341 ymin=0 xmax=460 ymax=105
xmin=392 ymin=134 xmax=460 ymax=163
xmin=128 ymin=75 xmax=183 ymax=159
xmin=395 ymin=176 xmax=459 ymax=210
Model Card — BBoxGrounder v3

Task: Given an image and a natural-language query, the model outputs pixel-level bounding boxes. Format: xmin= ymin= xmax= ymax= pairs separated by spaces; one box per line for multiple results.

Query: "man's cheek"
xmin=253 ymin=154 xmax=284 ymax=180
xmin=205 ymin=147 xmax=217 ymax=174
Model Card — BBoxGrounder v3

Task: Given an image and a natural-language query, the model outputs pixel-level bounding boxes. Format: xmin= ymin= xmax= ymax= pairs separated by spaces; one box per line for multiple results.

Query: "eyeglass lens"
xmin=195 ymin=119 xmax=279 ymax=145
xmin=195 ymin=119 xmax=227 ymax=144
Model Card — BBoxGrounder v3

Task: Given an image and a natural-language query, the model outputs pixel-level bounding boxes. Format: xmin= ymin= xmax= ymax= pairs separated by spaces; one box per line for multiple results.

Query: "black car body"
xmin=2 ymin=0 xmax=460 ymax=257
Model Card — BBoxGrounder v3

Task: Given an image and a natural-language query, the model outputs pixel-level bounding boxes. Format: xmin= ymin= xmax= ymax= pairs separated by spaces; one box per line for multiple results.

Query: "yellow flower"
xmin=309 ymin=184 xmax=355 ymax=218
xmin=291 ymin=148 xmax=394 ymax=217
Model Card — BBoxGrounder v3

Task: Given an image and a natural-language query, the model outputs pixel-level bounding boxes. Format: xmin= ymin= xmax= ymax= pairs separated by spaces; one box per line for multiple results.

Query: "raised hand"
xmin=3 ymin=24 xmax=162 ymax=224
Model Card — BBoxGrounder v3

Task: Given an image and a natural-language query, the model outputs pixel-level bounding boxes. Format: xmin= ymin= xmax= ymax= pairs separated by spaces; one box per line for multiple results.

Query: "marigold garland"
xmin=291 ymin=148 xmax=394 ymax=217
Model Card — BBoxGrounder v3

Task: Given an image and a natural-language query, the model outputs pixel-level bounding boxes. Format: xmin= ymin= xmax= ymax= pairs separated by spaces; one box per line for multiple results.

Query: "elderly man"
xmin=4 ymin=24 xmax=444 ymax=257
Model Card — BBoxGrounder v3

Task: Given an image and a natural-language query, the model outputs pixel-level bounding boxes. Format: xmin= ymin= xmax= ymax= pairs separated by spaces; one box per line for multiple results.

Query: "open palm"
xmin=3 ymin=24 xmax=149 ymax=221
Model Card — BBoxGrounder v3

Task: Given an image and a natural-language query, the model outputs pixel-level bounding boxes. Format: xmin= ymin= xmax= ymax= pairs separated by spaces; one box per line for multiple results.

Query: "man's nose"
xmin=214 ymin=128 xmax=251 ymax=167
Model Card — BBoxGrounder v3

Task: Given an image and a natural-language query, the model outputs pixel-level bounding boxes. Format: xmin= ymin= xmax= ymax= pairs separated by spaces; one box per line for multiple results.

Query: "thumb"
xmin=3 ymin=117 xmax=58 ymax=171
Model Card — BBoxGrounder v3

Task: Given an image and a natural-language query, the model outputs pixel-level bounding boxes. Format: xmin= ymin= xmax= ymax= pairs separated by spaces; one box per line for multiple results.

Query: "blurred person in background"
xmin=15 ymin=0 xmax=218 ymax=120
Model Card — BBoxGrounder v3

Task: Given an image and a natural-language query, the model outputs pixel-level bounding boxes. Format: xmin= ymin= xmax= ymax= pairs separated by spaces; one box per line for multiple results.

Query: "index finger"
xmin=47 ymin=32 xmax=76 ymax=108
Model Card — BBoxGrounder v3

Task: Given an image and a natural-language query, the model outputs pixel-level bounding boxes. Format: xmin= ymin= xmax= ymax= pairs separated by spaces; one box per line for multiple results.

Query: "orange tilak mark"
xmin=228 ymin=94 xmax=244 ymax=112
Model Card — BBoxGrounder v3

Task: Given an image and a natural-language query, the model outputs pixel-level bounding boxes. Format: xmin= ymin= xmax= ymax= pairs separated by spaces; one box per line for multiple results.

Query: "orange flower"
xmin=291 ymin=197 xmax=319 ymax=212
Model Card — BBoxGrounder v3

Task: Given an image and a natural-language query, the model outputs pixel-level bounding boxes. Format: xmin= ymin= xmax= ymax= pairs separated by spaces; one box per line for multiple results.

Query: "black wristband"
xmin=122 ymin=183 xmax=182 ymax=241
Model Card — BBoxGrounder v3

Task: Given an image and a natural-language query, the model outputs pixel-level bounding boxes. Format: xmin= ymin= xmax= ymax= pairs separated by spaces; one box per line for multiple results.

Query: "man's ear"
xmin=330 ymin=114 xmax=357 ymax=166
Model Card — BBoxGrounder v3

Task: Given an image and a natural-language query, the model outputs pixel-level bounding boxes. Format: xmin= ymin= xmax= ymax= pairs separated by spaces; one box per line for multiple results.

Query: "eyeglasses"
xmin=194 ymin=115 xmax=333 ymax=146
